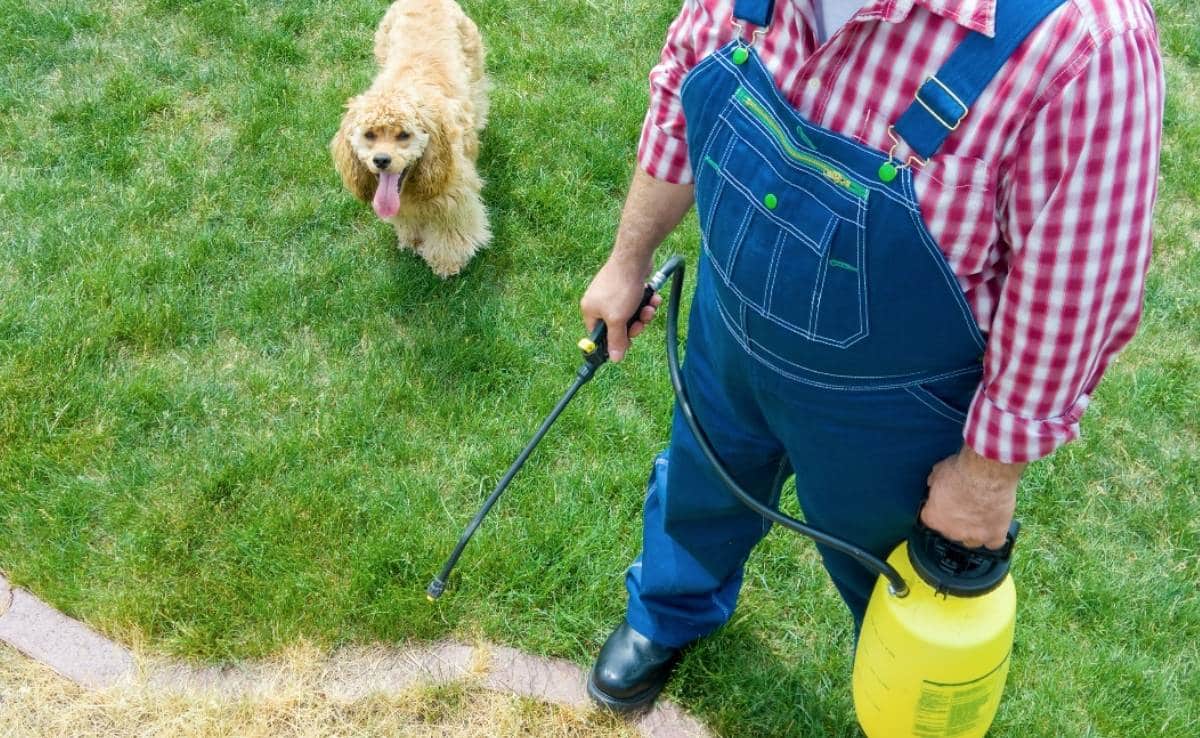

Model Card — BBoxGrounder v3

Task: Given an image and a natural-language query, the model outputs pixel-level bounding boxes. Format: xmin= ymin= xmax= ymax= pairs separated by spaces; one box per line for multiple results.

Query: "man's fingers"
xmin=607 ymin=319 xmax=630 ymax=362
xmin=920 ymin=491 xmax=974 ymax=547
xmin=918 ymin=502 xmax=941 ymax=532
xmin=922 ymin=500 xmax=1004 ymax=549
xmin=620 ymin=305 xmax=660 ymax=344
xmin=581 ymin=297 xmax=599 ymax=332
xmin=984 ymin=532 xmax=1009 ymax=550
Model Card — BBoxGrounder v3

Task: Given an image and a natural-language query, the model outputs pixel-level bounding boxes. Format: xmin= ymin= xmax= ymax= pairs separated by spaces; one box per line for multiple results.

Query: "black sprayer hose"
xmin=662 ymin=262 xmax=910 ymax=598
xmin=427 ymin=370 xmax=592 ymax=600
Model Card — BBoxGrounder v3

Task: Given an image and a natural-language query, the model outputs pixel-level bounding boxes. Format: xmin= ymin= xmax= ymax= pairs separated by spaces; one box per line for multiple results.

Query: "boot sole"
xmin=586 ymin=671 xmax=666 ymax=715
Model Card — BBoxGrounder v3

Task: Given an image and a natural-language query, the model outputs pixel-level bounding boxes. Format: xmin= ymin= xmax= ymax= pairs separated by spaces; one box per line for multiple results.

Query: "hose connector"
xmin=647 ymin=255 xmax=685 ymax=293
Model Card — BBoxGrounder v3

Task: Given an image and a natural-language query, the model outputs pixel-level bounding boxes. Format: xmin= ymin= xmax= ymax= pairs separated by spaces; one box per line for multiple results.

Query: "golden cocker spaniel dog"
xmin=332 ymin=0 xmax=489 ymax=277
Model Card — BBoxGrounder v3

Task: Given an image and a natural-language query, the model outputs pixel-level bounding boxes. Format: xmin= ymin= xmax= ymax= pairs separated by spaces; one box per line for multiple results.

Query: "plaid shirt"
xmin=638 ymin=0 xmax=1164 ymax=463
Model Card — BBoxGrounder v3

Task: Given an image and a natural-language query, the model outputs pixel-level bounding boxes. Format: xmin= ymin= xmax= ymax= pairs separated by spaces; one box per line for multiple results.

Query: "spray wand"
xmin=427 ymin=255 xmax=916 ymax=600
xmin=426 ymin=256 xmax=686 ymax=600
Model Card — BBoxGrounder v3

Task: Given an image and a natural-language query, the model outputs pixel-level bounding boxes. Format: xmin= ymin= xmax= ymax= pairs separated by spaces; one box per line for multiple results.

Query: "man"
xmin=580 ymin=0 xmax=1163 ymax=715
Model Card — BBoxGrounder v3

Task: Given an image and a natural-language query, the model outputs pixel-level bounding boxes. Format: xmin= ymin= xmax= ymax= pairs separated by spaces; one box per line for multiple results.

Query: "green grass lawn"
xmin=1 ymin=1 xmax=1196 ymax=735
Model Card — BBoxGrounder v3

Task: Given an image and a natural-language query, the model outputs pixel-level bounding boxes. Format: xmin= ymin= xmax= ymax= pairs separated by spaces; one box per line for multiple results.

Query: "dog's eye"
xmin=364 ymin=130 xmax=376 ymax=141
xmin=397 ymin=131 xmax=411 ymax=141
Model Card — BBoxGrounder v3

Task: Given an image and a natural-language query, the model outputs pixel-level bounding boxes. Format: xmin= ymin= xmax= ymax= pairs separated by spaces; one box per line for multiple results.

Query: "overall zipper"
xmin=734 ymin=87 xmax=868 ymax=200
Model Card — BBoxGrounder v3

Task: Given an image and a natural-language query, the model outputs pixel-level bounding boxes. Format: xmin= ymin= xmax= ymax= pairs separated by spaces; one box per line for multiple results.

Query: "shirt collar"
xmin=860 ymin=0 xmax=997 ymax=38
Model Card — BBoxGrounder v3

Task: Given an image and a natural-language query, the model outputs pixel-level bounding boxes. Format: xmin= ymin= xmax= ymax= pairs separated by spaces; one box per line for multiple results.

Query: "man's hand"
xmin=580 ymin=257 xmax=663 ymax=363
xmin=920 ymin=445 xmax=1024 ymax=549
xmin=580 ymin=168 xmax=694 ymax=362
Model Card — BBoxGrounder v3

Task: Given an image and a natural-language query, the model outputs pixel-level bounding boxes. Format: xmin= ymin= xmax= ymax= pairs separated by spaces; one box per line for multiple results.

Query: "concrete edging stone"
xmin=0 ymin=573 xmax=709 ymax=737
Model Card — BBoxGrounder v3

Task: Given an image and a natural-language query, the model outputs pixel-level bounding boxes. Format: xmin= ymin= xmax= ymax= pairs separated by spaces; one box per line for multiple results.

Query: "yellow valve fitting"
xmin=578 ymin=338 xmax=597 ymax=354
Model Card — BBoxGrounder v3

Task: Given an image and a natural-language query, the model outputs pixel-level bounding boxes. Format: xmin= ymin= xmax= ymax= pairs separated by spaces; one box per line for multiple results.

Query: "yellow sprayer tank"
xmin=853 ymin=522 xmax=1019 ymax=738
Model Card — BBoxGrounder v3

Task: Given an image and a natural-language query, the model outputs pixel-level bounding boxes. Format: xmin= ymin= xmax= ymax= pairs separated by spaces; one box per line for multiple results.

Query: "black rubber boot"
xmin=587 ymin=620 xmax=683 ymax=714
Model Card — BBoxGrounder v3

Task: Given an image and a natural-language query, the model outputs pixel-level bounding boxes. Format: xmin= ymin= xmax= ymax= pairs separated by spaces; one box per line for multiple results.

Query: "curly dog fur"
xmin=331 ymin=0 xmax=489 ymax=277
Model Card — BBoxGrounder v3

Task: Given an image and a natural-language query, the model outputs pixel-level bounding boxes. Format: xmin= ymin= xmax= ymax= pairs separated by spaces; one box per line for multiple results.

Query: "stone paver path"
xmin=0 ymin=573 xmax=709 ymax=737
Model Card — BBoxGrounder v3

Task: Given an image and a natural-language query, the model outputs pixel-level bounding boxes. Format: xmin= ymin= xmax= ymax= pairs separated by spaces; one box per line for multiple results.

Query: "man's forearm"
xmin=608 ymin=168 xmax=695 ymax=273
xmin=579 ymin=168 xmax=695 ymax=362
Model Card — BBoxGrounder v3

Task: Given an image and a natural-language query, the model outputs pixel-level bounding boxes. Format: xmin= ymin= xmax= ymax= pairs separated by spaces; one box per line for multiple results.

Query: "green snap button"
xmin=764 ymin=193 xmax=778 ymax=210
xmin=732 ymin=47 xmax=750 ymax=65
xmin=878 ymin=162 xmax=899 ymax=183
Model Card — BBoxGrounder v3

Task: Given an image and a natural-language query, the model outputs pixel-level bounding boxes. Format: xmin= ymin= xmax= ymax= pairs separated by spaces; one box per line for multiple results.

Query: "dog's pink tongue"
xmin=373 ymin=172 xmax=401 ymax=219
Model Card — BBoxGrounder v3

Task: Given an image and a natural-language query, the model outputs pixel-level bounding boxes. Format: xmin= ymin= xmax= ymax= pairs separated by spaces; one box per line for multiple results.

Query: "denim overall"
xmin=625 ymin=0 xmax=1067 ymax=646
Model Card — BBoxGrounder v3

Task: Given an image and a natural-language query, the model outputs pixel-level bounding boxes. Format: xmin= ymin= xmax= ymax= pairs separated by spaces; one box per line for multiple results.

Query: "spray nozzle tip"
xmin=426 ymin=577 xmax=446 ymax=601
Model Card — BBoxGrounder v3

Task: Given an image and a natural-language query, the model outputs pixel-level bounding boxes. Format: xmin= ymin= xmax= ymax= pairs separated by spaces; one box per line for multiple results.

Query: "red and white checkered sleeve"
xmin=636 ymin=1 xmax=702 ymax=184
xmin=965 ymin=29 xmax=1165 ymax=464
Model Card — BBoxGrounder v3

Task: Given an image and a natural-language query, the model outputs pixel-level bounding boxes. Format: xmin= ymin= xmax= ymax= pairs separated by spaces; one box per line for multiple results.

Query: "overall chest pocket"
xmin=694 ymin=88 xmax=870 ymax=348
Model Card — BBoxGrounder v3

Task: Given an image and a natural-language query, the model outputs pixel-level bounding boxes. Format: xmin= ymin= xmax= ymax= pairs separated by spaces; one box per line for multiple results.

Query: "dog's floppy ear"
xmin=409 ymin=97 xmax=463 ymax=199
xmin=331 ymin=97 xmax=377 ymax=204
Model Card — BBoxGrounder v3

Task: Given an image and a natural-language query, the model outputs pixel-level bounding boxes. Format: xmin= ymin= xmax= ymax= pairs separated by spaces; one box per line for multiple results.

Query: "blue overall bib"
xmin=625 ymin=0 xmax=1066 ymax=646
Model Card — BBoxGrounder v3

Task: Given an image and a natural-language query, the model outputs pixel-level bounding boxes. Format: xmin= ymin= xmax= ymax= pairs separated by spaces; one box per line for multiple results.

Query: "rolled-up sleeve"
xmin=637 ymin=1 xmax=704 ymax=184
xmin=965 ymin=28 xmax=1165 ymax=463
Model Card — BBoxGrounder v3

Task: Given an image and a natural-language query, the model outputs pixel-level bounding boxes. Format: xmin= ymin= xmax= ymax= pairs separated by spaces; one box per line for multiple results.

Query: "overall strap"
xmin=732 ymin=0 xmax=775 ymax=27
xmin=894 ymin=0 xmax=1070 ymax=160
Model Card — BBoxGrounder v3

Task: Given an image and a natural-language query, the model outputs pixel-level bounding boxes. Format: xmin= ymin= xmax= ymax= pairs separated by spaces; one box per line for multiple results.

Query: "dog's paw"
xmin=422 ymin=249 xmax=473 ymax=278
xmin=392 ymin=223 xmax=423 ymax=252
xmin=418 ymin=232 xmax=477 ymax=278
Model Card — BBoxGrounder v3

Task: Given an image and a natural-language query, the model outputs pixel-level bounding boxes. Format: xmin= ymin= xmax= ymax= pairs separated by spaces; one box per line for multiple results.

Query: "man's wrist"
xmin=606 ymin=244 xmax=656 ymax=277
xmin=958 ymin=445 xmax=1025 ymax=486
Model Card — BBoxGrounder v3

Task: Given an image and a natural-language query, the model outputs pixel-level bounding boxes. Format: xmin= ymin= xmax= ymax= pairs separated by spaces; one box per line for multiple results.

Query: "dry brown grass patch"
xmin=0 ymin=645 xmax=638 ymax=738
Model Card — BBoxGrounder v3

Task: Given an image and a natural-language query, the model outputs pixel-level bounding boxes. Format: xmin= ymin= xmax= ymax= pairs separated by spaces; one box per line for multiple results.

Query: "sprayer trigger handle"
xmin=584 ymin=284 xmax=659 ymax=359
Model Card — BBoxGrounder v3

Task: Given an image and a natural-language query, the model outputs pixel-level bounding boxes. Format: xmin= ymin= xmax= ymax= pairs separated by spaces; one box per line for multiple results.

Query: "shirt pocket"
xmin=695 ymin=87 xmax=871 ymax=348
xmin=911 ymin=155 xmax=999 ymax=280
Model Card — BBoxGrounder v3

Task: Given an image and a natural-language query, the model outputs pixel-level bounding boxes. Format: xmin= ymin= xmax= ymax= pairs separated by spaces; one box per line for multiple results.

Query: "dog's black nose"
xmin=373 ymin=154 xmax=392 ymax=170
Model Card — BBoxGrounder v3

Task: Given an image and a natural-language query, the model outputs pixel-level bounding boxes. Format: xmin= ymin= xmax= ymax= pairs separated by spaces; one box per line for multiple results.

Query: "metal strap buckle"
xmin=886 ymin=126 xmax=927 ymax=171
xmin=731 ymin=19 xmax=768 ymax=46
xmin=913 ymin=75 xmax=969 ymax=132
